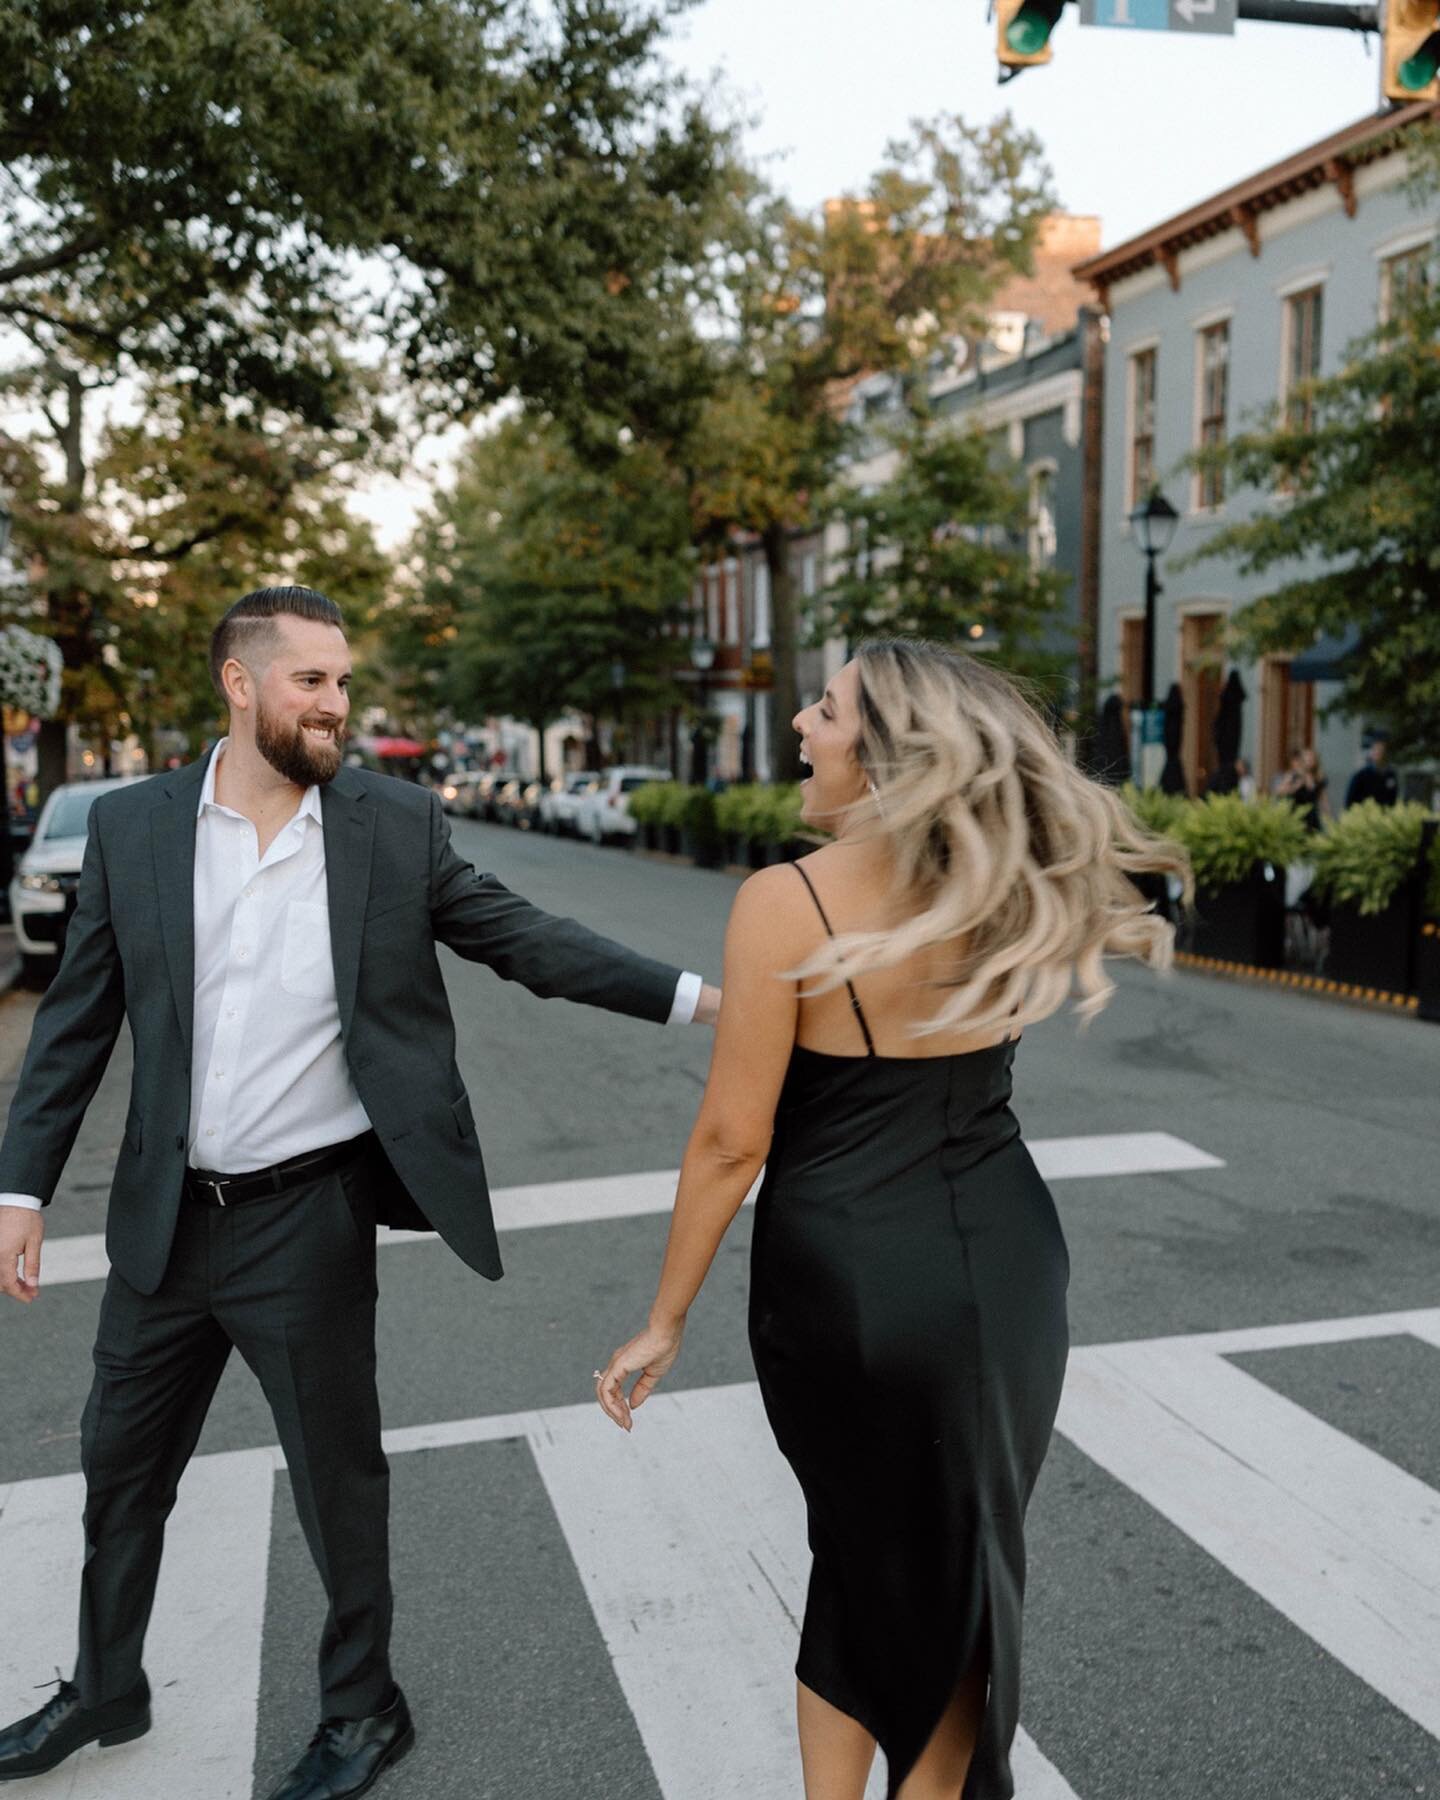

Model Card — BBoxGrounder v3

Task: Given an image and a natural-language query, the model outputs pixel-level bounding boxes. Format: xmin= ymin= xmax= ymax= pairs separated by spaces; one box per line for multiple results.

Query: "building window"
xmin=751 ymin=559 xmax=771 ymax=650
xmin=1128 ymin=348 xmax=1157 ymax=509
xmin=1282 ymin=287 xmax=1323 ymax=432
xmin=1380 ymin=244 xmax=1430 ymax=323
xmin=1196 ymin=322 xmax=1230 ymax=510
xmin=1028 ymin=464 xmax=1057 ymax=570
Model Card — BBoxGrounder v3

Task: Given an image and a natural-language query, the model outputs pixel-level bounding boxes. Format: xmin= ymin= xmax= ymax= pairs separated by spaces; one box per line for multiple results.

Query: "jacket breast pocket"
xmin=281 ymin=901 xmax=335 ymax=1000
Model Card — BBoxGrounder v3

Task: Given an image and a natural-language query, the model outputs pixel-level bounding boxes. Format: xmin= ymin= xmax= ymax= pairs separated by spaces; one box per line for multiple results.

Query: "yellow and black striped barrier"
xmin=1173 ymin=951 xmax=1420 ymax=1015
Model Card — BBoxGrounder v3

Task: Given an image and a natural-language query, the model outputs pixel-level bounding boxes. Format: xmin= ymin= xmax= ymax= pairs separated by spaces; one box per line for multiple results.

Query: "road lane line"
xmin=1058 ymin=1342 xmax=1440 ymax=1739
xmin=33 ymin=1129 xmax=1225 ymax=1289
xmin=0 ymin=1448 xmax=274 ymax=1799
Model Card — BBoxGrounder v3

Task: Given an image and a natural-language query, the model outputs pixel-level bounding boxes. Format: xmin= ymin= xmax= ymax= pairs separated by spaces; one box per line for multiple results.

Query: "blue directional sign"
xmin=1079 ymin=0 xmax=1236 ymax=31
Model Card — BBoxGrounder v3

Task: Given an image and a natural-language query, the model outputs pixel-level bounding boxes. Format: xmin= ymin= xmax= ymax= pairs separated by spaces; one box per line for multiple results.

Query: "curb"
xmin=1174 ymin=950 xmax=1421 ymax=1016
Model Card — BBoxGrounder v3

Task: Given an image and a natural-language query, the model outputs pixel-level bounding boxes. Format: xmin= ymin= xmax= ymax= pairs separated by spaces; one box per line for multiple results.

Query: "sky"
xmin=352 ymin=0 xmax=1383 ymax=546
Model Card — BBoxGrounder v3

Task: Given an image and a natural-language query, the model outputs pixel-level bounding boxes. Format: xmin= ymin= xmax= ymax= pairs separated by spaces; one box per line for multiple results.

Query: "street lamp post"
xmin=1127 ymin=487 xmax=1179 ymax=786
xmin=689 ymin=635 xmax=715 ymax=787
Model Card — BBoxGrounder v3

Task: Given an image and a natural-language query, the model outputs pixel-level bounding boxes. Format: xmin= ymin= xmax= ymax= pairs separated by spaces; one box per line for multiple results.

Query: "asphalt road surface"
xmin=1 ymin=814 xmax=1437 ymax=1800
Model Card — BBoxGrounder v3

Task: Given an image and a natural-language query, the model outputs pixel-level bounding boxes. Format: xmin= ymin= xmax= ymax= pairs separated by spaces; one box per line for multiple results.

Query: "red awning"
xmin=371 ymin=737 xmax=427 ymax=758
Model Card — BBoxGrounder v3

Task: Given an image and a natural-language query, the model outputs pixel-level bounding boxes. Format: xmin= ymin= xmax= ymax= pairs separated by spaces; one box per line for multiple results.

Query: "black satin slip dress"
xmin=748 ymin=862 xmax=1070 ymax=1799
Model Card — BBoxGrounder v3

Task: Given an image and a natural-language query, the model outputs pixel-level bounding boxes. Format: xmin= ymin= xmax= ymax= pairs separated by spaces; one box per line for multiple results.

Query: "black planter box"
xmin=722 ymin=832 xmax=744 ymax=867
xmin=683 ymin=828 xmax=722 ymax=870
xmin=746 ymin=838 xmax=768 ymax=870
xmin=640 ymin=822 xmax=660 ymax=852
xmin=1418 ymin=922 xmax=1440 ymax=1023
xmin=1324 ymin=884 xmax=1421 ymax=997
xmin=1188 ymin=866 xmax=1286 ymax=968
xmin=1130 ymin=872 xmax=1172 ymax=921
xmin=662 ymin=824 xmax=682 ymax=855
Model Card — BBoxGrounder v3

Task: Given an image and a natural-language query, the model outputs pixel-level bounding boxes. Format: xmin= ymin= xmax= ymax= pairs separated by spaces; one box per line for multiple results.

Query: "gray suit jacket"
xmin=0 ymin=755 xmax=685 ymax=1294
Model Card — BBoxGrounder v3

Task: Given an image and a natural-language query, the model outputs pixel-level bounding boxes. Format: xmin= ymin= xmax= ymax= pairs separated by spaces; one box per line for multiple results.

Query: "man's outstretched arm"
xmin=426 ymin=792 xmax=719 ymax=1025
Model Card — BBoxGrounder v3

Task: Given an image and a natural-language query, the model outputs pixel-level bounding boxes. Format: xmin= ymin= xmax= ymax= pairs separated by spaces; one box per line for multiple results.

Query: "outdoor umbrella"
xmin=1212 ymin=669 xmax=1247 ymax=773
xmin=1094 ymin=694 xmax=1131 ymax=786
xmin=1160 ymin=683 xmax=1188 ymax=795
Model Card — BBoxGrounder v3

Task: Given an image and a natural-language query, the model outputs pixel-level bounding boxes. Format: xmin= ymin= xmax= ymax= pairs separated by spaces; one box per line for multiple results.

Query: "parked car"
xmin=10 ymin=777 xmax=144 ymax=986
xmin=493 ymin=775 xmax=545 ymax=830
xmin=538 ymin=771 xmax=601 ymax=836
xmin=438 ymin=771 xmax=484 ymax=816
xmin=573 ymin=766 xmax=671 ymax=845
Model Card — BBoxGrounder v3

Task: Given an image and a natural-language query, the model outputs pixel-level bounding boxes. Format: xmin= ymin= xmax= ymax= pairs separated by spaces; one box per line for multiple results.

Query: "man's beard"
xmin=254 ymin=699 xmax=346 ymax=787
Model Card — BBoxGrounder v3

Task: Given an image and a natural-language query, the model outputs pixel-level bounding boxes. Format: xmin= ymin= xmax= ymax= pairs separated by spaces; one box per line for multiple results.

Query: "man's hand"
xmin=0 ymin=1205 xmax=43 ymax=1304
xmin=692 ymin=982 xmax=722 ymax=1027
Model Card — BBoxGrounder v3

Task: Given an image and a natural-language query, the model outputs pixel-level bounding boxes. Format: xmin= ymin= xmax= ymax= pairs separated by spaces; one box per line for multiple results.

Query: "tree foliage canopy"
xmin=400 ymin=412 xmax=693 ymax=766
xmin=0 ymin=0 xmax=724 ymax=442
xmin=820 ymin=413 xmax=1068 ymax=692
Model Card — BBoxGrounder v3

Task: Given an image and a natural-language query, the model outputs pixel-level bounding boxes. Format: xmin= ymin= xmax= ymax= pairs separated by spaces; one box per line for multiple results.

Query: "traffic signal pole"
xmin=1235 ymin=0 xmax=1376 ymax=27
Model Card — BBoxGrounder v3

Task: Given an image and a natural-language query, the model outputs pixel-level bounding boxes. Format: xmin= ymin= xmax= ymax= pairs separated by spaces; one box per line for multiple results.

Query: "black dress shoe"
xmin=0 ymin=1675 xmax=151 ymax=1781
xmin=264 ymin=1687 xmax=414 ymax=1800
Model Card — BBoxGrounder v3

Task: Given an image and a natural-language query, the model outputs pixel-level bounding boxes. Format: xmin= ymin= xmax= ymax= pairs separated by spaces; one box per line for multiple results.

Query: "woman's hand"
xmin=595 ymin=1319 xmax=685 ymax=1431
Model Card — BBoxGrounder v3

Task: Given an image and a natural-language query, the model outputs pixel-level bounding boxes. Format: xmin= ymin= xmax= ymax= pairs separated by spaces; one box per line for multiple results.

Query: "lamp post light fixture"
xmin=1127 ymin=487 xmax=1179 ymax=786
xmin=689 ymin=634 xmax=716 ymax=787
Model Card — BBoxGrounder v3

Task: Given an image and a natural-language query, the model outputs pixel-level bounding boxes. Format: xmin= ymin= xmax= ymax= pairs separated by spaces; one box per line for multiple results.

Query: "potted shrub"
xmin=1120 ymin=785 xmax=1190 ymax=919
xmin=681 ymin=786 xmax=722 ymax=869
xmin=1173 ymin=795 xmax=1309 ymax=968
xmin=715 ymin=784 xmax=757 ymax=868
xmin=628 ymin=781 xmax=668 ymax=853
xmin=1309 ymin=801 xmax=1436 ymax=997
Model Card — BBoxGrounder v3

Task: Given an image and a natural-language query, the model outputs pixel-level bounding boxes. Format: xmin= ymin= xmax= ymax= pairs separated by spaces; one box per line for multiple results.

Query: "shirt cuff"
xmin=666 ymin=971 xmax=704 ymax=1027
xmin=0 ymin=1193 xmax=45 ymax=1211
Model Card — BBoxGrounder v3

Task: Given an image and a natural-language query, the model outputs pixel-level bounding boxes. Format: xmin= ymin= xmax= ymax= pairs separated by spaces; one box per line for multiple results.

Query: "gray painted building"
xmin=1077 ymin=105 xmax=1437 ymax=802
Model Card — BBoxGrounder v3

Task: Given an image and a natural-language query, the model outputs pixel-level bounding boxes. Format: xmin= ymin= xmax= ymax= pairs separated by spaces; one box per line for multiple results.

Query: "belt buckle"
xmin=197 ymin=1174 xmax=229 ymax=1208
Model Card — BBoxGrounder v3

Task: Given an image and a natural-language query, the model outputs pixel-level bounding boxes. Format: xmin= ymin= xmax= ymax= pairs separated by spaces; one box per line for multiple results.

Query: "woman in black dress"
xmin=598 ymin=641 xmax=1188 ymax=1799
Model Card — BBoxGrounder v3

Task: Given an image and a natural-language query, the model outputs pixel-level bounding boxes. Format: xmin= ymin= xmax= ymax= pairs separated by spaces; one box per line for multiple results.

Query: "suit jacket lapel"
xmin=321 ymin=770 xmax=375 ymax=1039
xmin=151 ymin=753 xmax=209 ymax=1065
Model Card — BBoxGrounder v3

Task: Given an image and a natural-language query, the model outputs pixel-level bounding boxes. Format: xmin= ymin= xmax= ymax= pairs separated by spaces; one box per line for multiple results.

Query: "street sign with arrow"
xmin=1079 ymin=0 xmax=1237 ymax=30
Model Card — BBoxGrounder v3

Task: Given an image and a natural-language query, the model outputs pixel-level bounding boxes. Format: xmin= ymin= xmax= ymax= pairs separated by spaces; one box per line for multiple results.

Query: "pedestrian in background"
xmin=597 ymin=639 xmax=1190 ymax=1800
xmin=1276 ymin=745 xmax=1329 ymax=831
xmin=1345 ymin=730 xmax=1398 ymax=809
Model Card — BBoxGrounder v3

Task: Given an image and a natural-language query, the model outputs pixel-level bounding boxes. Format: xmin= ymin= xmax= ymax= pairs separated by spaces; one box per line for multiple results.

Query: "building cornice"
xmin=1074 ymin=104 xmax=1438 ymax=310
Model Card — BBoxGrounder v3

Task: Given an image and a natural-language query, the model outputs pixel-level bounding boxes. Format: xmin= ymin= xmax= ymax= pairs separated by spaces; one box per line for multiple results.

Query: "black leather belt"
xmin=184 ymin=1131 xmax=376 ymax=1209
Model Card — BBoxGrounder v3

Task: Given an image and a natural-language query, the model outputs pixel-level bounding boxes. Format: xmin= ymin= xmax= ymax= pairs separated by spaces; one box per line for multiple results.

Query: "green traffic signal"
xmin=1398 ymin=31 xmax=1440 ymax=88
xmin=1005 ymin=0 xmax=1064 ymax=55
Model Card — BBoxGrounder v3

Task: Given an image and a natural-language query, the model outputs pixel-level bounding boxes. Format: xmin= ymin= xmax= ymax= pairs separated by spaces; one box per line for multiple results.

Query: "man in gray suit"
xmin=0 ymin=587 xmax=718 ymax=1798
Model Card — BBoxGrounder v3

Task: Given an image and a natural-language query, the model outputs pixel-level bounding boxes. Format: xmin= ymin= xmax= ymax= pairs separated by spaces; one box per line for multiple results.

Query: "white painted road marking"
xmin=1060 ymin=1336 xmax=1440 ymax=1740
xmin=33 ymin=1130 xmax=1225 ymax=1289
xmin=7 ymin=1305 xmax=1440 ymax=1794
xmin=0 ymin=1449 xmax=273 ymax=1799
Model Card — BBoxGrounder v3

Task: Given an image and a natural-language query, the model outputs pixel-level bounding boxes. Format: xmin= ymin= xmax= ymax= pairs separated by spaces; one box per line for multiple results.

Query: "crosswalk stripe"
xmin=1059 ymin=1339 xmax=1440 ymax=1739
xmin=31 ymin=1129 xmax=1225 ymax=1290
xmin=0 ymin=1449 xmax=273 ymax=1799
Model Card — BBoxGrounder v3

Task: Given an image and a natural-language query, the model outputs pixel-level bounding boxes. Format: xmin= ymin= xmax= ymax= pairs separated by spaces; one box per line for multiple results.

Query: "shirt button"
xmin=205 ymin=1128 xmax=216 ymax=1138
xmin=226 ymin=1009 xmax=237 ymax=1020
xmin=214 ymin=1070 xmax=224 ymax=1080
xmin=237 ymin=948 xmax=249 ymax=959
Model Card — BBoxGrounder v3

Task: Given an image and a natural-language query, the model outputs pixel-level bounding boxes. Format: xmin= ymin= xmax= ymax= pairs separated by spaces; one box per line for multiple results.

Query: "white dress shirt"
xmin=3 ymin=746 xmax=702 ymax=1207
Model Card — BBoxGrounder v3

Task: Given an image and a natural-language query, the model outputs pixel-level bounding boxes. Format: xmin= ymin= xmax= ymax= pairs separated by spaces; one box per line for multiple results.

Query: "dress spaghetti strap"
xmin=792 ymin=863 xmax=877 ymax=1058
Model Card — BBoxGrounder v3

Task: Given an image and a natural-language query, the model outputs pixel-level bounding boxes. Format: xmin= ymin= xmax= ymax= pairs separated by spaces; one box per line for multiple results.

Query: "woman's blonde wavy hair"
xmin=791 ymin=638 xmax=1192 ymax=1036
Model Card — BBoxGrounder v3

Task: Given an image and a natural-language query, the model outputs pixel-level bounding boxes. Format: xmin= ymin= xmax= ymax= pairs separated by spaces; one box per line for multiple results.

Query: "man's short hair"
xmin=209 ymin=587 xmax=346 ymax=700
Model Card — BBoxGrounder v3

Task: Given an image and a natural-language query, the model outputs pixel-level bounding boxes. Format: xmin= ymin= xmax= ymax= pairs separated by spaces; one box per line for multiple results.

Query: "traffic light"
xmin=1383 ymin=0 xmax=1440 ymax=101
xmin=996 ymin=0 xmax=1066 ymax=70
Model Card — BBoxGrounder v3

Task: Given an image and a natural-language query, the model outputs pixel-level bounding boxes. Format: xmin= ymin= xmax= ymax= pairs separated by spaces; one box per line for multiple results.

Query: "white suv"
xmin=538 ymin=771 xmax=600 ymax=836
xmin=10 ymin=777 xmax=143 ymax=984
xmin=572 ymin=766 xmax=671 ymax=845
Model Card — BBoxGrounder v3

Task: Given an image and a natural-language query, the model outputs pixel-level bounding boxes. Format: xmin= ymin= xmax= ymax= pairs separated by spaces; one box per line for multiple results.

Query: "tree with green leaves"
xmin=687 ymin=113 xmax=1055 ymax=778
xmin=0 ymin=0 xmax=726 ymax=784
xmin=1186 ymin=182 xmax=1440 ymax=762
xmin=1 ymin=383 xmax=392 ymax=761
xmin=402 ymin=413 xmax=694 ymax=780
xmin=820 ymin=414 xmax=1068 ymax=692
